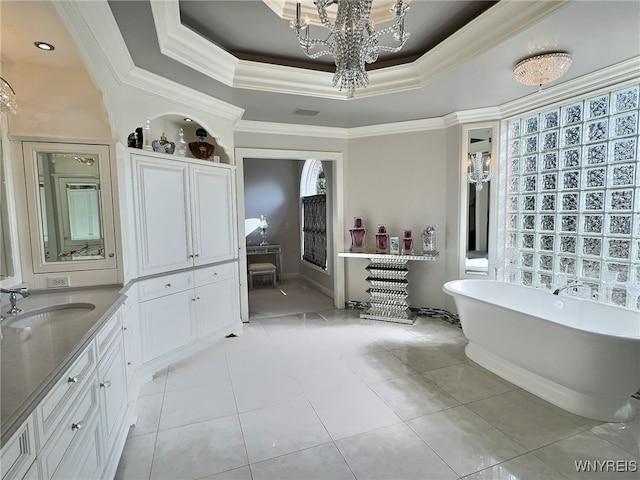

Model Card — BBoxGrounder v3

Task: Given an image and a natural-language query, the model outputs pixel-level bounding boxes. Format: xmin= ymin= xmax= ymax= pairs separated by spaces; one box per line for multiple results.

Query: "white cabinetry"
xmin=97 ymin=315 xmax=128 ymax=471
xmin=139 ymin=287 xmax=196 ymax=362
xmin=195 ymin=263 xmax=239 ymax=337
xmin=0 ymin=416 xmax=36 ymax=480
xmin=0 ymin=307 xmax=130 ymax=480
xmin=137 ymin=263 xmax=239 ymax=366
xmin=130 ymin=152 xmax=237 ymax=277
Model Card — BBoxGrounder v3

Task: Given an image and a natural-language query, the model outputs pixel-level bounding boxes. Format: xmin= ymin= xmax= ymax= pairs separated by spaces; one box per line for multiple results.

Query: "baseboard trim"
xmin=345 ymin=300 xmax=460 ymax=326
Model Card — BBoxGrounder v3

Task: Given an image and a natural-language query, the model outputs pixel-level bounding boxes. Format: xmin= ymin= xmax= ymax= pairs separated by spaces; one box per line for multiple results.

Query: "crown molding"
xmin=234 ymin=62 xmax=344 ymax=99
xmin=443 ymin=108 xmax=502 ymax=129
xmin=52 ymin=0 xmax=135 ymax=86
xmin=262 ymin=0 xmax=402 ymax=27
xmin=150 ymin=0 xmax=238 ymax=86
xmin=347 ymin=118 xmax=446 ymax=139
xmin=413 ymin=0 xmax=570 ymax=90
xmin=54 ymin=1 xmax=244 ymax=123
xmin=499 ymin=56 xmax=640 ymax=119
xmin=152 ymin=0 xmax=570 ymax=100
xmin=235 ymin=119 xmax=348 ymax=139
xmin=126 ymin=69 xmax=244 ymax=121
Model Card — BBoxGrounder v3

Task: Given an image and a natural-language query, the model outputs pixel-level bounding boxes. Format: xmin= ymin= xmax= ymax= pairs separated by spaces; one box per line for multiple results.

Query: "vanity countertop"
xmin=0 ymin=286 xmax=125 ymax=447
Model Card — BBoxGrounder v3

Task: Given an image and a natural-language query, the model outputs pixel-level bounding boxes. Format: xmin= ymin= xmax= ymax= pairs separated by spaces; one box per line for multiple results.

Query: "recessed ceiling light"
xmin=184 ymin=118 xmax=193 ymax=122
xmin=34 ymin=41 xmax=55 ymax=51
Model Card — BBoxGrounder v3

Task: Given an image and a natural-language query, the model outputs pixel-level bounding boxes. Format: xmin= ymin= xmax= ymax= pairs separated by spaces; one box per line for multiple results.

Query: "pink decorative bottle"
xmin=376 ymin=224 xmax=389 ymax=253
xmin=349 ymin=217 xmax=367 ymax=252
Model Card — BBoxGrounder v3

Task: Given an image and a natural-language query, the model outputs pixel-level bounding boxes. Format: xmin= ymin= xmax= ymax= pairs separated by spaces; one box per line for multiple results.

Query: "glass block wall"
xmin=503 ymin=84 xmax=640 ymax=309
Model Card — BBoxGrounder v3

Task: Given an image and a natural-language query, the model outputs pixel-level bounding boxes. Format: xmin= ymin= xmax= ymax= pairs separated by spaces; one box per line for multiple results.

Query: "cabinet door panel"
xmin=98 ymin=337 xmax=128 ymax=455
xmin=139 ymin=290 xmax=196 ymax=362
xmin=191 ymin=166 xmax=236 ymax=265
xmin=133 ymin=157 xmax=192 ymax=275
xmin=196 ymin=274 xmax=239 ymax=337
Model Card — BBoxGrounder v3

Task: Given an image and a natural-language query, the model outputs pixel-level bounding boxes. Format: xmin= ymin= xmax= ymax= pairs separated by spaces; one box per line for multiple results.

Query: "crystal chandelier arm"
xmin=288 ymin=0 xmax=411 ymax=96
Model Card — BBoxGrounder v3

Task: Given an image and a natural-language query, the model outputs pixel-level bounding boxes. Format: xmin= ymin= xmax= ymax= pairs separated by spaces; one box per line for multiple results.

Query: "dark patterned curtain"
xmin=302 ymin=194 xmax=327 ymax=269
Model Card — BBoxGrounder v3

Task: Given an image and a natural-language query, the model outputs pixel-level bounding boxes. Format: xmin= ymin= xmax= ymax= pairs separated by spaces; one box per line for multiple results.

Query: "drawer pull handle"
xmin=68 ymin=376 xmax=79 ymax=384
xmin=194 ymin=254 xmax=200 ymax=258
xmin=100 ymin=381 xmax=112 ymax=388
xmin=189 ymin=254 xmax=194 ymax=259
xmin=71 ymin=422 xmax=83 ymax=431
xmin=165 ymin=283 xmax=172 ymax=288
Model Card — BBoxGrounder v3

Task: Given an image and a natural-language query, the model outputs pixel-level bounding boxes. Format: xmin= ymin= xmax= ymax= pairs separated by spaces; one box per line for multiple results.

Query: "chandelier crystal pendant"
xmin=290 ymin=0 xmax=410 ymax=97
xmin=0 ymin=77 xmax=18 ymax=115
xmin=467 ymin=151 xmax=491 ymax=191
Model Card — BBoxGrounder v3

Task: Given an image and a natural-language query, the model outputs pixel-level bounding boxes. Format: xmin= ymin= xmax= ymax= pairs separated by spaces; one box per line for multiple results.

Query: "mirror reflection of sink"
xmin=6 ymin=303 xmax=96 ymax=329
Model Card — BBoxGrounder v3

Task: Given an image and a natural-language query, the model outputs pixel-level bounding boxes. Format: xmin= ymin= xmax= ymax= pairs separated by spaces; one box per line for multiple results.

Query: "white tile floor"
xmin=116 ymin=309 xmax=640 ymax=480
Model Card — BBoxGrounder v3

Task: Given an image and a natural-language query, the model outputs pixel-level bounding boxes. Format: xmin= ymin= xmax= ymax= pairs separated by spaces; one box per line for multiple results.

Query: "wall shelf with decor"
xmin=339 ymin=252 xmax=439 ymax=324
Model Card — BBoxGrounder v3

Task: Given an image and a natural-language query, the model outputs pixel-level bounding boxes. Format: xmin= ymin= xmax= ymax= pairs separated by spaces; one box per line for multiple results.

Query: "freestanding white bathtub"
xmin=443 ymin=279 xmax=640 ymax=422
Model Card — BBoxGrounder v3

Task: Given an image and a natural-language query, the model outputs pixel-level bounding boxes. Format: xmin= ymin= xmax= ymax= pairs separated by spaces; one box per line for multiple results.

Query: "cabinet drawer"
xmin=95 ymin=309 xmax=122 ymax=358
xmin=37 ymin=342 xmax=97 ymax=445
xmin=138 ymin=270 xmax=194 ymax=301
xmin=0 ymin=416 xmax=36 ymax=480
xmin=194 ymin=262 xmax=236 ymax=286
xmin=40 ymin=372 xmax=100 ymax=479
xmin=52 ymin=415 xmax=103 ymax=480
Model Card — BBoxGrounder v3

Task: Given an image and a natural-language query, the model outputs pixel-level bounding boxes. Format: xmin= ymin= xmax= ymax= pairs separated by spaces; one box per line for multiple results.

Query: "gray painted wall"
xmin=243 ymin=158 xmax=303 ymax=277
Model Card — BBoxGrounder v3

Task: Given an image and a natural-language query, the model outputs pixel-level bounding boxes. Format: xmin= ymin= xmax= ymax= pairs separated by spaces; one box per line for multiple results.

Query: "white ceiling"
xmin=2 ymin=1 xmax=640 ymax=129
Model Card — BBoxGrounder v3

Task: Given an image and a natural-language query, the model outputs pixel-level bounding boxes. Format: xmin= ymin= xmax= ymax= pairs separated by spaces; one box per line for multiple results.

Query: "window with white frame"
xmin=501 ymin=83 xmax=639 ymax=309
xmin=300 ymin=159 xmax=327 ymax=269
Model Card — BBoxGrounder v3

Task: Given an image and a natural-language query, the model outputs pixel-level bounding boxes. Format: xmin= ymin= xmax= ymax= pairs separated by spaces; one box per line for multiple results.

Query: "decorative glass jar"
xmin=422 ymin=225 xmax=437 ymax=254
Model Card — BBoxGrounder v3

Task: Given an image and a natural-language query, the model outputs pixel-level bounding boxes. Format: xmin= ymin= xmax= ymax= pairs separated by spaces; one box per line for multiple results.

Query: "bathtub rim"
xmin=443 ymin=279 xmax=640 ymax=341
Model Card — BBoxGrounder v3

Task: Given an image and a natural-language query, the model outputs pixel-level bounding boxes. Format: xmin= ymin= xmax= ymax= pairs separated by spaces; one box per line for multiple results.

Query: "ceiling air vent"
xmin=293 ymin=109 xmax=320 ymax=116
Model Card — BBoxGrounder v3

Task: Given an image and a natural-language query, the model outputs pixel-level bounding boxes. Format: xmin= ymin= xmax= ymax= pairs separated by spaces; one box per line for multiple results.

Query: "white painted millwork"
xmin=0 ymin=307 xmax=132 ymax=480
xmin=138 ymin=262 xmax=240 ymax=364
xmin=0 ymin=416 xmax=36 ymax=480
xmin=127 ymin=149 xmax=241 ymax=368
xmin=139 ymin=288 xmax=196 ymax=363
xmin=130 ymin=151 xmax=237 ymax=277
xmin=194 ymin=263 xmax=240 ymax=338
xmin=132 ymin=155 xmax=192 ymax=275
xmin=97 ymin=326 xmax=128 ymax=470
xmin=190 ymin=164 xmax=238 ymax=267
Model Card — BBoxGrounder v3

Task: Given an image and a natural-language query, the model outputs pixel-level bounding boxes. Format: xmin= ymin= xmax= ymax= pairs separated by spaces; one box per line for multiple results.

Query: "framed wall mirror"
xmin=23 ymin=142 xmax=117 ymax=274
xmin=0 ymin=122 xmax=21 ymax=286
xmin=460 ymin=123 xmax=498 ymax=277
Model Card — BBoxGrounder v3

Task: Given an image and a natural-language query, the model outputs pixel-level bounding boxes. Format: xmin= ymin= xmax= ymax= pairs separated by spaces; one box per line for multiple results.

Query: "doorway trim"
xmin=234 ymin=147 xmax=345 ymax=322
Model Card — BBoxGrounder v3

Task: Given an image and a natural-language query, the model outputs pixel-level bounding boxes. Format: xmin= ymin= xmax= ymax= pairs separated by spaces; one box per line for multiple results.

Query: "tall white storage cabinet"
xmin=131 ymin=153 xmax=237 ymax=276
xmin=124 ymin=149 xmax=242 ymax=371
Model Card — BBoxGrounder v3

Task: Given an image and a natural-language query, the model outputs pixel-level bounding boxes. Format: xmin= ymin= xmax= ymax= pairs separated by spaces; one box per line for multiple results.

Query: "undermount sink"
xmin=6 ymin=303 xmax=96 ymax=329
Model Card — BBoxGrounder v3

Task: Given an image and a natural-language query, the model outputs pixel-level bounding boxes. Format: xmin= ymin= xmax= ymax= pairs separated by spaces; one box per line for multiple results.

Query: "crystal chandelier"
xmin=467 ymin=151 xmax=491 ymax=191
xmin=0 ymin=77 xmax=18 ymax=115
xmin=290 ymin=0 xmax=410 ymax=97
xmin=513 ymin=52 xmax=572 ymax=87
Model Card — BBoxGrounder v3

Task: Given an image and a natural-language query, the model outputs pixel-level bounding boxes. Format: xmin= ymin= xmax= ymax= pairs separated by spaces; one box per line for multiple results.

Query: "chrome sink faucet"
xmin=1 ymin=287 xmax=31 ymax=315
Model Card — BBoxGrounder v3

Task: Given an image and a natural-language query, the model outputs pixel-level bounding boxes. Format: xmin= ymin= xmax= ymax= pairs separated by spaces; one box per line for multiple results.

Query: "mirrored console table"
xmin=246 ymin=244 xmax=283 ymax=281
xmin=339 ymin=252 xmax=439 ymax=324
